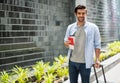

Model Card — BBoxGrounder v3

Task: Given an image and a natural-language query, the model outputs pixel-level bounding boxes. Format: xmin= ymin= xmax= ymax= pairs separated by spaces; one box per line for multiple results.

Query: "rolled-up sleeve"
xmin=94 ymin=26 xmax=101 ymax=49
xmin=64 ymin=26 xmax=70 ymax=42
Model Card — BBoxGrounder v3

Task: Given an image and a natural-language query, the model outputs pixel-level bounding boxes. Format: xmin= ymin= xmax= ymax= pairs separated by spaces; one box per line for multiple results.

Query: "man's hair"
xmin=74 ymin=5 xmax=86 ymax=13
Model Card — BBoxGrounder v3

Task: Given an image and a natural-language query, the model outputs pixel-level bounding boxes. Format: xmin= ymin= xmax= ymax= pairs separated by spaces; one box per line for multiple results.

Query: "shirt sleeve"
xmin=64 ymin=25 xmax=70 ymax=42
xmin=94 ymin=25 xmax=101 ymax=49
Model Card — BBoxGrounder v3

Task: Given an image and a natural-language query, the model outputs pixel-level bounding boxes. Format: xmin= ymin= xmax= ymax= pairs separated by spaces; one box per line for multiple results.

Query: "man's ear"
xmin=86 ymin=10 xmax=87 ymax=14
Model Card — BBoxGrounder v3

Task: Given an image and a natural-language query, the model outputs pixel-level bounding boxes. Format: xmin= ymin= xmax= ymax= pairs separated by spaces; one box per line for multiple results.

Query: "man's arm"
xmin=94 ymin=48 xmax=101 ymax=68
xmin=64 ymin=41 xmax=70 ymax=48
xmin=64 ymin=25 xmax=71 ymax=48
xmin=95 ymin=48 xmax=100 ymax=61
xmin=94 ymin=25 xmax=101 ymax=68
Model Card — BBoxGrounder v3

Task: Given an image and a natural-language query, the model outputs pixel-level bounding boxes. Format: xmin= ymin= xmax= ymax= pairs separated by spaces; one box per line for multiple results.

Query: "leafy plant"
xmin=99 ymin=53 xmax=108 ymax=62
xmin=56 ymin=67 xmax=64 ymax=79
xmin=62 ymin=67 xmax=69 ymax=77
xmin=46 ymin=65 xmax=56 ymax=75
xmin=0 ymin=71 xmax=10 ymax=83
xmin=32 ymin=61 xmax=49 ymax=82
xmin=44 ymin=73 xmax=56 ymax=83
xmin=108 ymin=41 xmax=120 ymax=53
xmin=12 ymin=65 xmax=29 ymax=83
xmin=54 ymin=55 xmax=67 ymax=66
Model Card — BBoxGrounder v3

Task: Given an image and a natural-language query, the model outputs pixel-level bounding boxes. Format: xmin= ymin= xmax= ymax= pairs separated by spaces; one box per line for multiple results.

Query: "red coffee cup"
xmin=68 ymin=36 xmax=75 ymax=49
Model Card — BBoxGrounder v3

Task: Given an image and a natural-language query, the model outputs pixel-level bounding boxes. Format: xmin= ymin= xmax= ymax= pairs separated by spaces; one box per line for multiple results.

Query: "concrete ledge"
xmin=90 ymin=53 xmax=120 ymax=82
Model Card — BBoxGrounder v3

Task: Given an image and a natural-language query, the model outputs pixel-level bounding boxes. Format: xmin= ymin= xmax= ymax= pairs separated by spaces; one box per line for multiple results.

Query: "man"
xmin=64 ymin=5 xmax=101 ymax=83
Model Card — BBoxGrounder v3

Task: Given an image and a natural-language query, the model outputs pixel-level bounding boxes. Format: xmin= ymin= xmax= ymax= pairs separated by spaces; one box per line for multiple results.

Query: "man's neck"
xmin=77 ymin=21 xmax=85 ymax=27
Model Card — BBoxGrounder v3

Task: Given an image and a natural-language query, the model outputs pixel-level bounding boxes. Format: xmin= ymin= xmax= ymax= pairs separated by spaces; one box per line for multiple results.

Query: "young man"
xmin=64 ymin=5 xmax=101 ymax=83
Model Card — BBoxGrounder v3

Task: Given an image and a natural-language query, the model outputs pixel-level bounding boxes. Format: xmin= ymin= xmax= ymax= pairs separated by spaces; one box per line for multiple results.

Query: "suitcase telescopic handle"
xmin=92 ymin=64 xmax=107 ymax=83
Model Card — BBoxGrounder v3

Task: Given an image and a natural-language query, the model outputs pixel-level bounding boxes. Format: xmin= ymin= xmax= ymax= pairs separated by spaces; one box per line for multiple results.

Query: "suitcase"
xmin=92 ymin=64 xmax=107 ymax=83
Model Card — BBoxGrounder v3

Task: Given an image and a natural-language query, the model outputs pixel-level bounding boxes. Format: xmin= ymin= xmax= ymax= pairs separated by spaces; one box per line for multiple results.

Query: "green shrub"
xmin=0 ymin=71 xmax=10 ymax=83
xmin=99 ymin=41 xmax=120 ymax=62
xmin=12 ymin=65 xmax=29 ymax=83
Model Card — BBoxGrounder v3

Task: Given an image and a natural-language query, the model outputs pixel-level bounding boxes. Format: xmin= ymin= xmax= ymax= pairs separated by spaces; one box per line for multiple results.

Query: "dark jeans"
xmin=69 ymin=60 xmax=91 ymax=83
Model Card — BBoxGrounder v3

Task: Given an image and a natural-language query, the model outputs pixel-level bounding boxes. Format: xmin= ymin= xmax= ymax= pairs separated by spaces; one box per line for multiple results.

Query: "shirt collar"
xmin=75 ymin=21 xmax=88 ymax=29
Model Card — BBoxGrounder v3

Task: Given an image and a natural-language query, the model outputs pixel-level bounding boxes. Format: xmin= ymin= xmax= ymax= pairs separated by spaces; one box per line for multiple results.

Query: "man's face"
xmin=75 ymin=9 xmax=87 ymax=22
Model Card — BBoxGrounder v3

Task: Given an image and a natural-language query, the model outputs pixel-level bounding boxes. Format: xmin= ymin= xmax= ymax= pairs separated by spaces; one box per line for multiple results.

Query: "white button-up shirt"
xmin=64 ymin=21 xmax=101 ymax=68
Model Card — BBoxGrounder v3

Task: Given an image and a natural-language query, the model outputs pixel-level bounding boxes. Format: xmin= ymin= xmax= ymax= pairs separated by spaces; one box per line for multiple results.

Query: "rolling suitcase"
xmin=93 ymin=64 xmax=107 ymax=83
